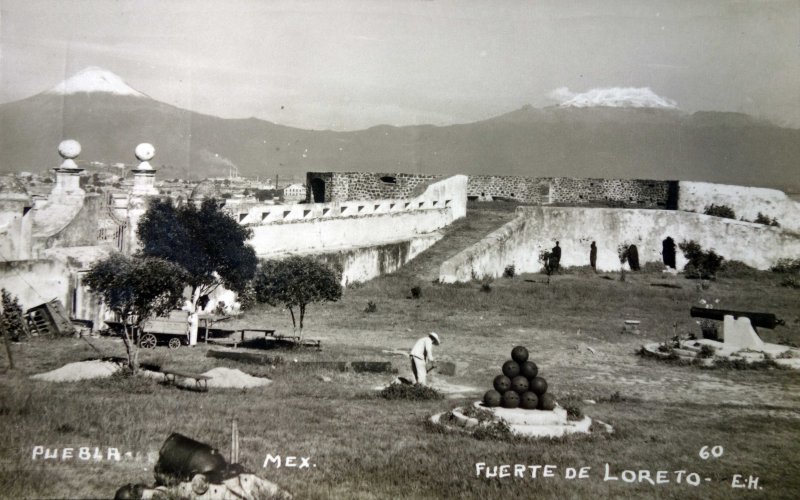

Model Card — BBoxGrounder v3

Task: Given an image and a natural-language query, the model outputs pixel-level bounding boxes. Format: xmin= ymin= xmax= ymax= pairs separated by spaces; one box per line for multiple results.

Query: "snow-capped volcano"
xmin=549 ymin=87 xmax=677 ymax=109
xmin=46 ymin=67 xmax=147 ymax=97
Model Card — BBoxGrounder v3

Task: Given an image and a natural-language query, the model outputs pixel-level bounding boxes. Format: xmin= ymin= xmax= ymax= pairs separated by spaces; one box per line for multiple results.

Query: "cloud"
xmin=547 ymin=87 xmax=678 ymax=109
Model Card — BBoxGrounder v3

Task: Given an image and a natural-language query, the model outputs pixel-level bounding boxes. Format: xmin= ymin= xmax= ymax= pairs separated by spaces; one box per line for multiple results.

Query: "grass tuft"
xmin=378 ymin=383 xmax=444 ymax=400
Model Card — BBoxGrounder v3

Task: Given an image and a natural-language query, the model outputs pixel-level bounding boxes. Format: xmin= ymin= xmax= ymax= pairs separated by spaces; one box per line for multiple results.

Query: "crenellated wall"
xmin=237 ymin=175 xmax=467 ymax=258
xmin=439 ymin=206 xmax=800 ymax=282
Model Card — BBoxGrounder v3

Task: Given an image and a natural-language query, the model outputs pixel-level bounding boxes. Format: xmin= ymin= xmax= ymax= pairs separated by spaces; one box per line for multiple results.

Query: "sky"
xmin=1 ymin=0 xmax=799 ymax=131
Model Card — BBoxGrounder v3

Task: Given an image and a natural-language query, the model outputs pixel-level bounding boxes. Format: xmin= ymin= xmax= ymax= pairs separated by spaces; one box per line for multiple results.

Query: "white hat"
xmin=429 ymin=332 xmax=440 ymax=344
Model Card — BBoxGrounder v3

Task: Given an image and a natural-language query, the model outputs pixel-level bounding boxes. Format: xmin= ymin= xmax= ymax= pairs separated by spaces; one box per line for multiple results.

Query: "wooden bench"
xmin=162 ymin=370 xmax=212 ymax=391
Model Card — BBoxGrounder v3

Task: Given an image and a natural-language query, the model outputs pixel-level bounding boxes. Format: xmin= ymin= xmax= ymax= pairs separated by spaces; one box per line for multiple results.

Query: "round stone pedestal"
xmin=460 ymin=402 xmax=592 ymax=438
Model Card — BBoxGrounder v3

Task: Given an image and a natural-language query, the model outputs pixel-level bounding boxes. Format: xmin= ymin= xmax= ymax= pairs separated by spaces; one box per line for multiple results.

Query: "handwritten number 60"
xmin=699 ymin=445 xmax=723 ymax=459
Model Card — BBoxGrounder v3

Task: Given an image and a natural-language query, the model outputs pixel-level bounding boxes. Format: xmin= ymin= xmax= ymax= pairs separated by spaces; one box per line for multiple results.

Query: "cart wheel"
xmin=140 ymin=333 xmax=157 ymax=349
xmin=168 ymin=337 xmax=182 ymax=349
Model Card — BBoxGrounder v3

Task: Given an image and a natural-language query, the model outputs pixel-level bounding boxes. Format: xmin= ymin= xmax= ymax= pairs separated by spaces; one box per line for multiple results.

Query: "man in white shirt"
xmin=409 ymin=332 xmax=440 ymax=385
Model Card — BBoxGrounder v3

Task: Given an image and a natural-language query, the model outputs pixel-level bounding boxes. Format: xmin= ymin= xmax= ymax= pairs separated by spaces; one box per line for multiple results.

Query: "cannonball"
xmin=502 ymin=360 xmax=520 ymax=378
xmin=511 ymin=346 xmax=529 ymax=364
xmin=520 ymin=361 xmax=538 ymax=379
xmin=520 ymin=391 xmax=539 ymax=410
xmin=529 ymin=376 xmax=548 ymax=395
xmin=511 ymin=375 xmax=529 ymax=394
xmin=493 ymin=374 xmax=511 ymax=393
xmin=501 ymin=390 xmax=520 ymax=409
xmin=538 ymin=393 xmax=556 ymax=411
xmin=483 ymin=390 xmax=502 ymax=408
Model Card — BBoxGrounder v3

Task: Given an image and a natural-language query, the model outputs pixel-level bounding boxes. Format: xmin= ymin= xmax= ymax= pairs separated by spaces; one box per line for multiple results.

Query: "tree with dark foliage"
xmin=1 ymin=289 xmax=26 ymax=369
xmin=137 ymin=199 xmax=258 ymax=308
xmin=84 ymin=254 xmax=186 ymax=373
xmin=538 ymin=250 xmax=555 ymax=284
xmin=253 ymin=256 xmax=342 ymax=339
xmin=678 ymin=240 xmax=724 ymax=279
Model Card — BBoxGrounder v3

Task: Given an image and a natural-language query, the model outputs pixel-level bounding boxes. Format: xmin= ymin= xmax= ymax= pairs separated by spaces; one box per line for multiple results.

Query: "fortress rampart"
xmin=439 ymin=206 xmax=800 ymax=282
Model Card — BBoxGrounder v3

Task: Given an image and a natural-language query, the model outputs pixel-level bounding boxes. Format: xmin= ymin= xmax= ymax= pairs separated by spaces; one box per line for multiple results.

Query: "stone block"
xmin=351 ymin=361 xmax=396 ymax=373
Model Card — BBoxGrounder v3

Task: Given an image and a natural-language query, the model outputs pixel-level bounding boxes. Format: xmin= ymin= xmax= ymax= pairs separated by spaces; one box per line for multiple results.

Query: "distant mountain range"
xmin=1 ymin=68 xmax=798 ymax=191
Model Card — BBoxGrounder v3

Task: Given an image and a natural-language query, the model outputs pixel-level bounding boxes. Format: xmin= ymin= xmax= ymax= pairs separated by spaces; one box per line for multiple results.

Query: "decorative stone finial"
xmin=134 ymin=143 xmax=155 ymax=170
xmin=58 ymin=139 xmax=81 ymax=169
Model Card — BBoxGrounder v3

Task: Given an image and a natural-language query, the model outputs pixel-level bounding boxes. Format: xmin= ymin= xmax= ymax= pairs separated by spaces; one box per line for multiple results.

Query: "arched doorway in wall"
xmin=662 ymin=237 xmax=676 ymax=269
xmin=310 ymin=178 xmax=326 ymax=203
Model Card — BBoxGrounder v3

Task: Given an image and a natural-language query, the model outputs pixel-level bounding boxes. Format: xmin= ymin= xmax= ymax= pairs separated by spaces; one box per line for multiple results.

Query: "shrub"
xmin=558 ymin=395 xmax=584 ymax=421
xmin=471 ymin=419 xmax=515 ymax=441
xmin=538 ymin=250 xmax=555 ymax=284
xmin=770 ymin=258 xmax=800 ymax=274
xmin=712 ymin=357 xmax=782 ymax=370
xmin=754 ymin=212 xmax=780 ymax=227
xmin=679 ymin=240 xmax=724 ymax=279
xmin=460 ymin=405 xmax=496 ymax=421
xmin=718 ymin=260 xmax=759 ymax=279
xmin=364 ymin=301 xmax=377 ymax=313
xmin=410 ymin=286 xmax=422 ymax=299
xmin=503 ymin=265 xmax=516 ymax=278
xmin=480 ymin=281 xmax=492 ymax=293
xmin=379 ymin=383 xmax=444 ymax=400
xmin=698 ymin=345 xmax=716 ymax=359
xmin=606 ymin=391 xmax=625 ymax=403
xmin=704 ymin=204 xmax=736 ymax=219
xmin=1 ymin=289 xmax=26 ymax=342
xmin=781 ymin=276 xmax=799 ymax=289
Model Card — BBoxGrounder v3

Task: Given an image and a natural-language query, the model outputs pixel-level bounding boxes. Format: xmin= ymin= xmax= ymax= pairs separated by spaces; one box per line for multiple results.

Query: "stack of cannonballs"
xmin=483 ymin=346 xmax=555 ymax=411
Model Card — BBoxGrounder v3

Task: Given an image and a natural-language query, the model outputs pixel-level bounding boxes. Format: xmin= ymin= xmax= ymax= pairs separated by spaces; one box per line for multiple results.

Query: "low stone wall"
xmin=312 ymin=172 xmax=677 ymax=209
xmin=466 ymin=176 xmax=547 ymax=203
xmin=549 ymin=178 xmax=673 ymax=208
xmin=439 ymin=206 xmax=800 ymax=281
xmin=467 ymin=176 xmax=674 ymax=207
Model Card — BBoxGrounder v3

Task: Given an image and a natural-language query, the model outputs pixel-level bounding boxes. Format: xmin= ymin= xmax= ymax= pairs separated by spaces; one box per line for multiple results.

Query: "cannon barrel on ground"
xmin=690 ymin=307 xmax=784 ymax=330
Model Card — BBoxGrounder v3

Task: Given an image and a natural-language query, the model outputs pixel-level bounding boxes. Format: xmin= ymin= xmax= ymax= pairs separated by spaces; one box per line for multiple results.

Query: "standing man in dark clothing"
xmin=550 ymin=241 xmax=562 ymax=273
xmin=590 ymin=241 xmax=597 ymax=272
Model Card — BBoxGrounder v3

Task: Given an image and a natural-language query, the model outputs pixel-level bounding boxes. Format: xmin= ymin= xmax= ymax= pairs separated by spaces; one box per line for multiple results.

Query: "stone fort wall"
xmin=439 ymin=206 xmax=800 ymax=282
xmin=306 ymin=172 xmax=440 ymax=203
xmin=307 ymin=172 xmax=677 ymax=209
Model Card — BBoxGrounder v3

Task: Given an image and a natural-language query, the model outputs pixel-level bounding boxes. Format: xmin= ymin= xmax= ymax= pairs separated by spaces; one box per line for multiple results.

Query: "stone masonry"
xmin=310 ymin=171 xmax=677 ymax=209
xmin=306 ymin=172 xmax=440 ymax=202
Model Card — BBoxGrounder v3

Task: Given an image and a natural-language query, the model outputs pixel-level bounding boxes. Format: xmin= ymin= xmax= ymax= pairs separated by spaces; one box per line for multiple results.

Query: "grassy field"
xmin=2 ymin=203 xmax=799 ymax=499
